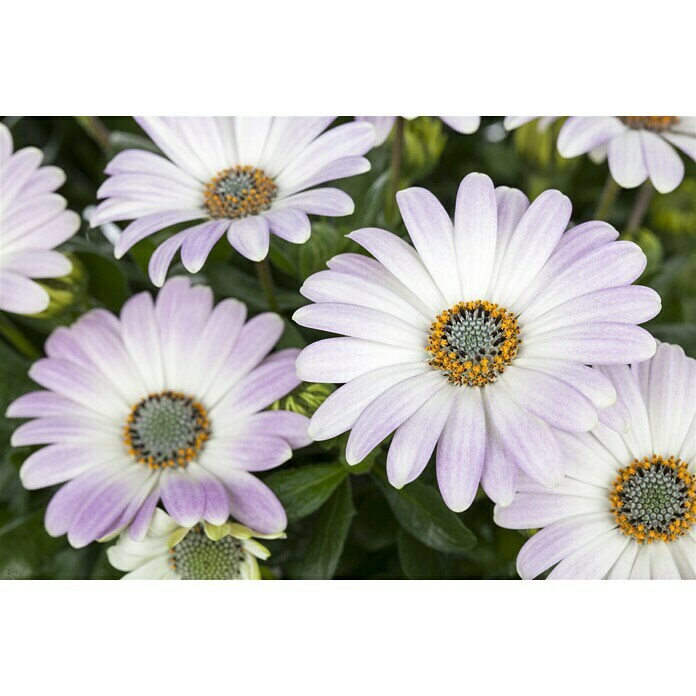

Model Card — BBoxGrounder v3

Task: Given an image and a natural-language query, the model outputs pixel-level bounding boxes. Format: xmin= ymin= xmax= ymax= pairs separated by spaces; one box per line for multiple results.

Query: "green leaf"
xmin=373 ymin=471 xmax=476 ymax=554
xmin=74 ymin=250 xmax=128 ymax=311
xmin=296 ymin=478 xmax=355 ymax=579
xmin=264 ymin=463 xmax=348 ymax=523
xmin=397 ymin=529 xmax=472 ymax=579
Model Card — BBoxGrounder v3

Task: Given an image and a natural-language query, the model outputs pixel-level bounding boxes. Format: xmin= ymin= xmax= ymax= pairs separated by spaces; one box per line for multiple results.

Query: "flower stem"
xmin=594 ymin=175 xmax=620 ymax=220
xmin=75 ymin=116 xmax=111 ymax=155
xmin=256 ymin=259 xmax=279 ymax=313
xmin=0 ymin=314 xmax=40 ymax=360
xmin=625 ymin=181 xmax=654 ymax=234
xmin=387 ymin=116 xmax=405 ymax=220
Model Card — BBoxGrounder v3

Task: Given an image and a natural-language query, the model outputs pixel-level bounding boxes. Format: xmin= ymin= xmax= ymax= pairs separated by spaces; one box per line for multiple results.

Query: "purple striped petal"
xmin=160 ymin=470 xmax=205 ymax=528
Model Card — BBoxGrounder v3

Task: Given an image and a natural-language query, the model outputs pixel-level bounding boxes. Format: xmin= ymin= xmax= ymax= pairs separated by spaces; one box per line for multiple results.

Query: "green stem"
xmin=0 ymin=314 xmax=40 ymax=360
xmin=387 ymin=116 xmax=405 ymax=221
xmin=75 ymin=116 xmax=111 ymax=155
xmin=625 ymin=181 xmax=654 ymax=234
xmin=594 ymin=175 xmax=620 ymax=220
xmin=256 ymin=259 xmax=279 ymax=313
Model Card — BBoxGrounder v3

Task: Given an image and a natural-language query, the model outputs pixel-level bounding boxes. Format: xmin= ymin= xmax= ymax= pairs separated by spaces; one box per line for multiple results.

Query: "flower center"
xmin=610 ymin=455 xmax=695 ymax=544
xmin=169 ymin=526 xmax=245 ymax=580
xmin=124 ymin=391 xmax=210 ymax=469
xmin=427 ymin=300 xmax=521 ymax=387
xmin=203 ymin=165 xmax=277 ymax=219
xmin=619 ymin=117 xmax=680 ymax=132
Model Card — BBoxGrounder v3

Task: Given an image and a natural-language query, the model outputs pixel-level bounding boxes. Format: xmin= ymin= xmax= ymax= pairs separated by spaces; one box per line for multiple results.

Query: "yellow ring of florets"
xmin=619 ymin=116 xmax=680 ymax=132
xmin=426 ymin=300 xmax=521 ymax=387
xmin=203 ymin=165 xmax=277 ymax=220
xmin=610 ymin=455 xmax=696 ymax=544
xmin=123 ymin=390 xmax=210 ymax=470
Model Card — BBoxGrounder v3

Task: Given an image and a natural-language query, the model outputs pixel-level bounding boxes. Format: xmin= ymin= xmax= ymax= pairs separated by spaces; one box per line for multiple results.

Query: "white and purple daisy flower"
xmin=558 ymin=117 xmax=696 ymax=193
xmin=495 ymin=342 xmax=695 ymax=580
xmin=0 ymin=123 xmax=80 ymax=314
xmin=90 ymin=117 xmax=376 ymax=285
xmin=7 ymin=276 xmax=310 ymax=548
xmin=356 ymin=116 xmax=481 ymax=146
xmin=106 ymin=509 xmax=282 ymax=580
xmin=294 ymin=173 xmax=660 ymax=512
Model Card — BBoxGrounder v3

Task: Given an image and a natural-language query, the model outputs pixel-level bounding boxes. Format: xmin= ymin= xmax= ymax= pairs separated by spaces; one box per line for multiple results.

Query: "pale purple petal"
xmin=640 ymin=131 xmax=684 ymax=193
xmin=345 ymin=372 xmax=446 ymax=465
xmin=516 ymin=513 xmax=617 ymax=579
xmin=180 ymin=220 xmax=230 ymax=273
xmin=395 ymin=187 xmax=461 ymax=304
xmin=436 ymin=386 xmax=486 ymax=512
xmin=307 ymin=363 xmax=429 ymax=441
xmin=454 ymin=173 xmax=497 ymax=299
xmin=557 ymin=117 xmax=625 ymax=157
xmin=275 ymin=187 xmax=354 ymax=216
xmin=160 ymin=470 xmax=205 ymax=527
xmin=0 ymin=271 xmax=49 ymax=314
xmin=20 ymin=445 xmax=120 ymax=489
xmin=500 ymin=365 xmax=598 ymax=432
xmin=607 ymin=129 xmax=649 ymax=189
xmin=264 ymin=209 xmax=311 ymax=243
xmin=494 ymin=189 xmax=572 ymax=307
xmin=547 ymin=529 xmax=629 ymax=579
xmin=112 ymin=210 xmax=203 ymax=258
xmin=148 ymin=229 xmax=188 ymax=287
xmin=494 ymin=492 xmax=607 ymax=529
xmin=244 ymin=411 xmax=311 ymax=449
xmin=227 ymin=215 xmax=270 ymax=262
xmin=522 ymin=323 xmax=656 ymax=365
xmin=387 ymin=387 xmax=455 ymax=489
xmin=221 ymin=470 xmax=287 ymax=534
xmin=440 ymin=116 xmax=480 ymax=134
xmin=293 ymin=303 xmax=426 ymax=349
xmin=484 ymin=385 xmax=563 ymax=488
xmin=295 ymin=337 xmax=425 ymax=384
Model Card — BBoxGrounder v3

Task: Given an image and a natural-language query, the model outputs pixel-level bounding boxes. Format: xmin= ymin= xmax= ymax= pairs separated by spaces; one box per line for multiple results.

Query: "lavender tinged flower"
xmin=90 ymin=117 xmax=376 ymax=285
xmin=0 ymin=124 xmax=80 ymax=314
xmin=558 ymin=116 xmax=696 ymax=193
xmin=7 ymin=277 xmax=311 ymax=548
xmin=294 ymin=173 xmax=660 ymax=512
xmin=496 ymin=343 xmax=695 ymax=580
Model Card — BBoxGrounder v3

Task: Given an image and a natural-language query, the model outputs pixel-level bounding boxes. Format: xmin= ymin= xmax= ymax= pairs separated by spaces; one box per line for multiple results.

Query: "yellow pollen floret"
xmin=203 ymin=165 xmax=277 ymax=220
xmin=609 ymin=454 xmax=695 ymax=544
xmin=619 ymin=116 xmax=680 ymax=132
xmin=426 ymin=299 xmax=521 ymax=387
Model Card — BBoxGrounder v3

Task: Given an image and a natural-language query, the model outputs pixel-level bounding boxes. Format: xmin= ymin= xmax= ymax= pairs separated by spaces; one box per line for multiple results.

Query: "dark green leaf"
xmin=373 ymin=471 xmax=476 ymax=554
xmin=264 ymin=463 xmax=348 ymax=523
xmin=296 ymin=478 xmax=355 ymax=579
xmin=397 ymin=529 xmax=473 ymax=579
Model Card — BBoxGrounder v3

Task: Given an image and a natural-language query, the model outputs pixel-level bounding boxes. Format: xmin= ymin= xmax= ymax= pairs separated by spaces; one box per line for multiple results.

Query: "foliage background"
xmin=1 ymin=116 xmax=694 ymax=580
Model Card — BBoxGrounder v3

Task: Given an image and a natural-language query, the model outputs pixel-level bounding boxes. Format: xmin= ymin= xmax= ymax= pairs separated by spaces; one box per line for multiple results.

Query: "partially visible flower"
xmin=7 ymin=276 xmax=310 ymax=547
xmin=107 ymin=509 xmax=282 ymax=579
xmin=495 ymin=342 xmax=695 ymax=580
xmin=294 ymin=173 xmax=660 ymax=512
xmin=356 ymin=116 xmax=480 ymax=146
xmin=91 ymin=118 xmax=376 ymax=285
xmin=558 ymin=117 xmax=696 ymax=193
xmin=0 ymin=123 xmax=80 ymax=314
